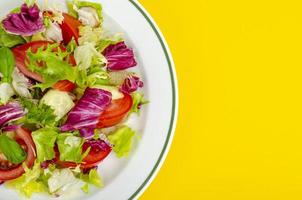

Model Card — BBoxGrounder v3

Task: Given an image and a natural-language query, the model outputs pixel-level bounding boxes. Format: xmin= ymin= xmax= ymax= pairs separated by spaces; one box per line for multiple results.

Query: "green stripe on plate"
xmin=128 ymin=1 xmax=177 ymax=200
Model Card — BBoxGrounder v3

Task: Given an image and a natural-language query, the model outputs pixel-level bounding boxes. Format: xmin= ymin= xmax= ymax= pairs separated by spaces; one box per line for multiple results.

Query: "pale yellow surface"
xmin=139 ymin=0 xmax=302 ymax=199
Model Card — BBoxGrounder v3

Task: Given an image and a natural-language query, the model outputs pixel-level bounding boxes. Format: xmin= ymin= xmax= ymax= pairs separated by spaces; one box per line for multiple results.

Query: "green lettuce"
xmin=74 ymin=43 xmax=107 ymax=71
xmin=0 ymin=134 xmax=27 ymax=164
xmin=67 ymin=0 xmax=103 ymax=21
xmin=130 ymin=92 xmax=149 ymax=114
xmin=6 ymin=162 xmax=47 ymax=198
xmin=80 ymin=169 xmax=103 ymax=193
xmin=0 ymin=26 xmax=25 ymax=48
xmin=57 ymin=133 xmax=85 ymax=163
xmin=32 ymin=128 xmax=58 ymax=163
xmin=26 ymin=43 xmax=78 ymax=90
xmin=78 ymin=26 xmax=103 ymax=46
xmin=0 ymin=47 xmax=15 ymax=83
xmin=108 ymin=126 xmax=136 ymax=158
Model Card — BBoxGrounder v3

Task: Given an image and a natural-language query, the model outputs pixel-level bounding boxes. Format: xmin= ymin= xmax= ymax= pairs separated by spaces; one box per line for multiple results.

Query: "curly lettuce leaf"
xmin=26 ymin=43 xmax=78 ymax=90
xmin=6 ymin=162 xmax=47 ymax=198
xmin=108 ymin=126 xmax=136 ymax=158
xmin=78 ymin=26 xmax=102 ymax=46
xmin=32 ymin=128 xmax=58 ymax=163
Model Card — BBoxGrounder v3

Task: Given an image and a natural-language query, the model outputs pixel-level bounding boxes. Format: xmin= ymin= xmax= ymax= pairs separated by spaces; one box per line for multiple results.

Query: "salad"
xmin=0 ymin=0 xmax=147 ymax=198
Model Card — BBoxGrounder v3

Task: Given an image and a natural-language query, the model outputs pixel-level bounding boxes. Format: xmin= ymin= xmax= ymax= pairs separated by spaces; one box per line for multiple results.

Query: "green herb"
xmin=0 ymin=134 xmax=27 ymax=164
xmin=0 ymin=47 xmax=15 ymax=83
xmin=20 ymin=98 xmax=57 ymax=127
xmin=32 ymin=128 xmax=58 ymax=163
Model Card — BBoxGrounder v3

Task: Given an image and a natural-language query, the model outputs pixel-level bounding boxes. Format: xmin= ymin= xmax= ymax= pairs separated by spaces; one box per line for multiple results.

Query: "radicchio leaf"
xmin=120 ymin=75 xmax=144 ymax=94
xmin=103 ymin=42 xmax=137 ymax=71
xmin=2 ymin=4 xmax=44 ymax=36
xmin=0 ymin=102 xmax=25 ymax=128
xmin=61 ymin=88 xmax=112 ymax=132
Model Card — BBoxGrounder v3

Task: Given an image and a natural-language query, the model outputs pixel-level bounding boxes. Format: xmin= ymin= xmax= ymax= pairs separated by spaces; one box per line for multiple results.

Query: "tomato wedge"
xmin=0 ymin=128 xmax=36 ymax=181
xmin=97 ymin=93 xmax=133 ymax=128
xmin=12 ymin=41 xmax=76 ymax=92
xmin=55 ymin=140 xmax=111 ymax=169
xmin=61 ymin=13 xmax=82 ymax=45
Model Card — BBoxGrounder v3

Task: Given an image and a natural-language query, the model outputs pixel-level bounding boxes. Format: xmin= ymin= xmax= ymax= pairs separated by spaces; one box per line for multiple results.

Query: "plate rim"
xmin=127 ymin=1 xmax=178 ymax=199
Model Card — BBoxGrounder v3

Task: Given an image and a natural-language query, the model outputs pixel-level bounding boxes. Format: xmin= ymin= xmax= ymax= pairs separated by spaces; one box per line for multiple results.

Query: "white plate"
xmin=0 ymin=0 xmax=178 ymax=199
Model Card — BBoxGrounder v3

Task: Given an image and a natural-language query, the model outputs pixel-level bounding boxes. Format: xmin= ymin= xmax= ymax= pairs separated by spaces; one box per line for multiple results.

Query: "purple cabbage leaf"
xmin=61 ymin=88 xmax=112 ymax=133
xmin=103 ymin=42 xmax=137 ymax=71
xmin=2 ymin=3 xmax=44 ymax=36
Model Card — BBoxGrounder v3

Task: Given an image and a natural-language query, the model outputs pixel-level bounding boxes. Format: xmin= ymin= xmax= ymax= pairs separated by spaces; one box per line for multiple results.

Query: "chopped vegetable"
xmin=108 ymin=126 xmax=136 ymax=158
xmin=40 ymin=89 xmax=75 ymax=120
xmin=32 ymin=128 xmax=58 ymax=163
xmin=20 ymin=98 xmax=57 ymax=127
xmin=26 ymin=43 xmax=78 ymax=90
xmin=130 ymin=92 xmax=148 ymax=114
xmin=0 ymin=134 xmax=27 ymax=164
xmin=61 ymin=88 xmax=112 ymax=132
xmin=74 ymin=42 xmax=107 ymax=70
xmin=103 ymin=42 xmax=137 ymax=71
xmin=2 ymin=4 xmax=44 ymax=36
xmin=0 ymin=26 xmax=25 ymax=48
xmin=0 ymin=47 xmax=15 ymax=83
xmin=0 ymin=102 xmax=25 ymax=127
xmin=120 ymin=75 xmax=144 ymax=94
xmin=57 ymin=133 xmax=85 ymax=163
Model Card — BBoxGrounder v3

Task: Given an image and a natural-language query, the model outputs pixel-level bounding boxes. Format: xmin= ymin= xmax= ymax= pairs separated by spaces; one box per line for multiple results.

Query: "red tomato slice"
xmin=55 ymin=141 xmax=111 ymax=169
xmin=53 ymin=80 xmax=76 ymax=92
xmin=12 ymin=41 xmax=77 ymax=92
xmin=97 ymin=93 xmax=133 ymax=128
xmin=61 ymin=13 xmax=82 ymax=45
xmin=0 ymin=128 xmax=36 ymax=181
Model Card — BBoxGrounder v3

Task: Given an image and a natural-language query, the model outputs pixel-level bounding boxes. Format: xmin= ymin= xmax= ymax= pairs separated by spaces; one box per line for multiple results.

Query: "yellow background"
xmin=139 ymin=0 xmax=302 ymax=199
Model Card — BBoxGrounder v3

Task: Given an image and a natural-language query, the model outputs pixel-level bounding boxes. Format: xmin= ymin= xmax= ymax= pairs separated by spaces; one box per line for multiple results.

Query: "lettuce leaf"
xmin=74 ymin=42 xmax=107 ymax=70
xmin=57 ymin=133 xmax=85 ymax=163
xmin=0 ymin=47 xmax=15 ymax=83
xmin=6 ymin=162 xmax=47 ymax=198
xmin=79 ymin=169 xmax=103 ymax=193
xmin=130 ymin=92 xmax=149 ymax=114
xmin=0 ymin=134 xmax=27 ymax=164
xmin=32 ymin=128 xmax=58 ymax=163
xmin=0 ymin=26 xmax=25 ymax=47
xmin=26 ymin=43 xmax=78 ymax=90
xmin=67 ymin=0 xmax=103 ymax=22
xmin=108 ymin=126 xmax=136 ymax=158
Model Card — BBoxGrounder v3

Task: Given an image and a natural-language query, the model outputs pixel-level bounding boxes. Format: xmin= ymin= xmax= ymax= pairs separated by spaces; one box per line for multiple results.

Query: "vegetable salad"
xmin=0 ymin=0 xmax=147 ymax=197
